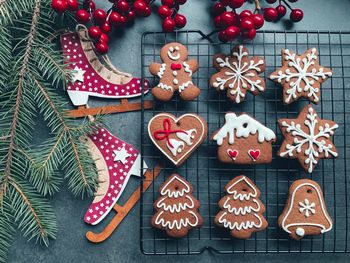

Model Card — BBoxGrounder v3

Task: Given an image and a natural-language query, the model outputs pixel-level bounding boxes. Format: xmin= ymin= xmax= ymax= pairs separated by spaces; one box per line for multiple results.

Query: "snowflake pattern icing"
xmin=211 ymin=45 xmax=265 ymax=103
xmin=270 ymin=48 xmax=332 ymax=104
xmin=279 ymin=105 xmax=338 ymax=173
xmin=299 ymin=199 xmax=316 ymax=218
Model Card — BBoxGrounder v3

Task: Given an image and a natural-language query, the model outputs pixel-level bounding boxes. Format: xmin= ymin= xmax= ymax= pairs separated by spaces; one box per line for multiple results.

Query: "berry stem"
xmin=281 ymin=0 xmax=293 ymax=10
xmin=254 ymin=0 xmax=261 ymax=12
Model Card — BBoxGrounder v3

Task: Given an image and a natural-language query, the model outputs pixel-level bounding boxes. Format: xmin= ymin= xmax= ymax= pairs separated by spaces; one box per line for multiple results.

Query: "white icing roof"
xmin=213 ymin=113 xmax=276 ymax=145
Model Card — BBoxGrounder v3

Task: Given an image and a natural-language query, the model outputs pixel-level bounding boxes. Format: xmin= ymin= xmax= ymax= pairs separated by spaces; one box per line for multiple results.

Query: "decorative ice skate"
xmin=214 ymin=175 xmax=268 ymax=239
xmin=60 ymin=26 xmax=152 ymax=117
xmin=278 ymin=179 xmax=333 ymax=240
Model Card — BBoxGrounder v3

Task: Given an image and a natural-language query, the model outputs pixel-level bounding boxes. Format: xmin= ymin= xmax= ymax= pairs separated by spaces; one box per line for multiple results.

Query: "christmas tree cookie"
xmin=278 ymin=105 xmax=338 ymax=173
xmin=278 ymin=179 xmax=333 ymax=240
xmin=214 ymin=175 xmax=268 ymax=239
xmin=210 ymin=45 xmax=266 ymax=103
xmin=270 ymin=48 xmax=332 ymax=105
xmin=151 ymin=174 xmax=203 ymax=238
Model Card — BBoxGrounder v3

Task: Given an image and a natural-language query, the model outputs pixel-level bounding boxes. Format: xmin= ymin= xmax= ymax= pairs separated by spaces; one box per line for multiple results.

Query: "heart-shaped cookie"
xmin=148 ymin=113 xmax=208 ymax=166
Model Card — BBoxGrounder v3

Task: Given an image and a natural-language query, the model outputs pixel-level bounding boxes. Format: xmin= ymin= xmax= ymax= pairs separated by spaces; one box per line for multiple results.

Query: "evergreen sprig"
xmin=0 ymin=1 xmax=100 ymax=261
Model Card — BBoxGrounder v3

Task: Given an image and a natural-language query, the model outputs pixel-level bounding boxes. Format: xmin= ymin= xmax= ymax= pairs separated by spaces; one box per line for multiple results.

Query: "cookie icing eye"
xmin=169 ymin=46 xmax=174 ymax=52
xmin=175 ymin=46 xmax=180 ymax=51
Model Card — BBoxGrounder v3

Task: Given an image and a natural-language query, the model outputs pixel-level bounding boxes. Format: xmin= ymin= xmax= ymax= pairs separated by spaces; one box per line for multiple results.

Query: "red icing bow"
xmin=171 ymin=63 xmax=182 ymax=70
xmin=153 ymin=118 xmax=187 ymax=148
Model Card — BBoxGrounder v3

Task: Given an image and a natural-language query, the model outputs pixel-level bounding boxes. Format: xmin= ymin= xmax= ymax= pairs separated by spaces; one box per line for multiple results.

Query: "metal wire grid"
xmin=140 ymin=30 xmax=350 ymax=254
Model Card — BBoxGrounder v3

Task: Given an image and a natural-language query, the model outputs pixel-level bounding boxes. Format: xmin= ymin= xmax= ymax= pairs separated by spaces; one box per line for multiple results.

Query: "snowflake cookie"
xmin=210 ymin=45 xmax=266 ymax=103
xmin=270 ymin=48 xmax=332 ymax=104
xmin=278 ymin=105 xmax=338 ymax=173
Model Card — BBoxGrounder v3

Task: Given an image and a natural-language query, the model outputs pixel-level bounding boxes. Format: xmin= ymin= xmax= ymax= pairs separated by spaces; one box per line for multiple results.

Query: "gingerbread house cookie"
xmin=212 ymin=112 xmax=276 ymax=164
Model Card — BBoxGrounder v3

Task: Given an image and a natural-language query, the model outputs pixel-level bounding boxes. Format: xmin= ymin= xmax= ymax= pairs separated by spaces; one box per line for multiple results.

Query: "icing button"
xmin=296 ymin=227 xmax=305 ymax=237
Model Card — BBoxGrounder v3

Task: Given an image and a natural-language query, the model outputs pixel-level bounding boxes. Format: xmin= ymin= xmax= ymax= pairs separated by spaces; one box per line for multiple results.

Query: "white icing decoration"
xmin=178 ymin=81 xmax=193 ymax=92
xmin=270 ymin=48 xmax=332 ymax=103
xmin=296 ymin=227 xmax=305 ymax=237
xmin=166 ymin=138 xmax=185 ymax=157
xmin=157 ymin=82 xmax=173 ymax=91
xmin=218 ymin=212 xmax=263 ymax=230
xmin=281 ymin=182 xmax=333 ymax=235
xmin=279 ymin=106 xmax=338 ymax=173
xmin=213 ymin=113 xmax=276 ymax=145
xmin=154 ymin=210 xmax=199 ymax=230
xmin=183 ymin=62 xmax=193 ymax=76
xmin=226 ymin=176 xmax=258 ymax=201
xmin=172 ymin=71 xmax=177 ymax=76
xmin=157 ymin=63 xmax=167 ymax=78
xmin=160 ymin=175 xmax=191 ymax=198
xmin=148 ymin=113 xmax=206 ymax=166
xmin=167 ymin=46 xmax=180 ymax=61
xmin=299 ymin=198 xmax=316 ymax=218
xmin=213 ymin=45 xmax=265 ymax=103
xmin=156 ymin=195 xmax=195 ymax=213
xmin=176 ymin=129 xmax=197 ymax=145
xmin=222 ymin=198 xmax=260 ymax=215
xmin=173 ymin=79 xmax=179 ymax=85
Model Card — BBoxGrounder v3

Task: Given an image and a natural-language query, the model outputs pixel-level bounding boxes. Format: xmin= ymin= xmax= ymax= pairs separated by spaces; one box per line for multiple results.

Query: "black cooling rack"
xmin=139 ymin=30 xmax=350 ymax=254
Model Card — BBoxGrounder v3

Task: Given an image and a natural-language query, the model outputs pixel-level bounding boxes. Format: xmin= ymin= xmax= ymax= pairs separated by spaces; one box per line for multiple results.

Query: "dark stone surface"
xmin=9 ymin=0 xmax=350 ymax=262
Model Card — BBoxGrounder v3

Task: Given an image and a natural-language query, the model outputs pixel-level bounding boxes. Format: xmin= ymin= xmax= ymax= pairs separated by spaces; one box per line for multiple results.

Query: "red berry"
xmin=214 ymin=15 xmax=222 ymax=28
xmin=109 ymin=12 xmax=121 ymax=24
xmin=290 ymin=9 xmax=304 ymax=22
xmin=276 ymin=5 xmax=287 ymax=17
xmin=95 ymin=41 xmax=109 ymax=54
xmin=100 ymin=22 xmax=111 ymax=33
xmin=240 ymin=17 xmax=254 ymax=30
xmin=51 ymin=0 xmax=67 ymax=13
xmin=93 ymin=9 xmax=107 ymax=24
xmin=225 ymin=26 xmax=240 ymax=40
xmin=174 ymin=14 xmax=187 ymax=28
xmin=213 ymin=2 xmax=226 ymax=15
xmin=239 ymin=10 xmax=252 ymax=20
xmin=242 ymin=28 xmax=256 ymax=40
xmin=266 ymin=0 xmax=277 ymax=3
xmin=229 ymin=0 xmax=244 ymax=9
xmin=134 ymin=0 xmax=147 ymax=16
xmin=126 ymin=10 xmax=136 ymax=21
xmin=175 ymin=0 xmax=187 ymax=5
xmin=264 ymin=8 xmax=278 ymax=22
xmin=218 ymin=30 xmax=228 ymax=42
xmin=88 ymin=26 xmax=102 ymax=39
xmin=100 ymin=33 xmax=109 ymax=43
xmin=220 ymin=0 xmax=231 ymax=6
xmin=158 ymin=5 xmax=172 ymax=19
xmin=84 ymin=0 xmax=95 ymax=11
xmin=220 ymin=11 xmax=235 ymax=26
xmin=143 ymin=6 xmax=152 ymax=17
xmin=66 ymin=0 xmax=78 ymax=11
xmin=161 ymin=0 xmax=175 ymax=7
xmin=115 ymin=0 xmax=130 ymax=13
xmin=75 ymin=9 xmax=90 ymax=24
xmin=252 ymin=14 xmax=264 ymax=29
xmin=162 ymin=17 xmax=176 ymax=32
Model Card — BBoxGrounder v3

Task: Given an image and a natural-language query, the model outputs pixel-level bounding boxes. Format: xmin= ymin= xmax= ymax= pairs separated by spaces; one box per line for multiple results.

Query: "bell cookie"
xmin=278 ymin=105 xmax=338 ymax=173
xmin=210 ymin=45 xmax=266 ymax=103
xmin=270 ymin=48 xmax=332 ymax=105
xmin=148 ymin=113 xmax=208 ymax=166
xmin=151 ymin=173 xmax=203 ymax=238
xmin=149 ymin=42 xmax=200 ymax=101
xmin=212 ymin=112 xmax=276 ymax=164
xmin=214 ymin=175 xmax=268 ymax=239
xmin=278 ymin=179 xmax=332 ymax=240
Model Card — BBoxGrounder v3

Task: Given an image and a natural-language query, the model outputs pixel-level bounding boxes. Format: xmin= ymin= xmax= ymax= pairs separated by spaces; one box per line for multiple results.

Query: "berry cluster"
xmin=51 ymin=0 xmax=155 ymax=54
xmin=212 ymin=0 xmax=303 ymax=42
xmin=157 ymin=0 xmax=187 ymax=32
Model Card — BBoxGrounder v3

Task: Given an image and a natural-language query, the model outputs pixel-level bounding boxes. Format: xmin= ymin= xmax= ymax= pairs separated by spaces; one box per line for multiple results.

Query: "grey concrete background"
xmin=8 ymin=0 xmax=350 ymax=262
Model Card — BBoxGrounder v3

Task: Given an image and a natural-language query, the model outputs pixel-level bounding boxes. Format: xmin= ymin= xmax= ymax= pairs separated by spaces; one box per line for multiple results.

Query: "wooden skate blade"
xmin=66 ymin=100 xmax=153 ymax=118
xmin=85 ymin=165 xmax=162 ymax=243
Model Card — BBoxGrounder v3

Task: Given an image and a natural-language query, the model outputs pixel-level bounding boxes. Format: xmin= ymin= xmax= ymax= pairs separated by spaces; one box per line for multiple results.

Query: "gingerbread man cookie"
xmin=210 ymin=45 xmax=266 ymax=103
xmin=151 ymin=174 xmax=203 ymax=238
xmin=278 ymin=179 xmax=332 ymax=240
xmin=270 ymin=48 xmax=332 ymax=104
xmin=278 ymin=105 xmax=338 ymax=173
xmin=149 ymin=42 xmax=200 ymax=101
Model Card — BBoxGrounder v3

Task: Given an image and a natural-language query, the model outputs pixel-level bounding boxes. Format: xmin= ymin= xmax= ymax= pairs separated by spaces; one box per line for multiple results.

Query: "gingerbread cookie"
xmin=214 ymin=175 xmax=268 ymax=239
xmin=148 ymin=113 xmax=207 ymax=166
xmin=210 ymin=45 xmax=266 ymax=103
xmin=278 ymin=179 xmax=332 ymax=240
xmin=278 ymin=105 xmax=338 ymax=173
xmin=270 ymin=48 xmax=332 ymax=104
xmin=212 ymin=112 xmax=276 ymax=164
xmin=149 ymin=42 xmax=200 ymax=101
xmin=151 ymin=174 xmax=203 ymax=238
